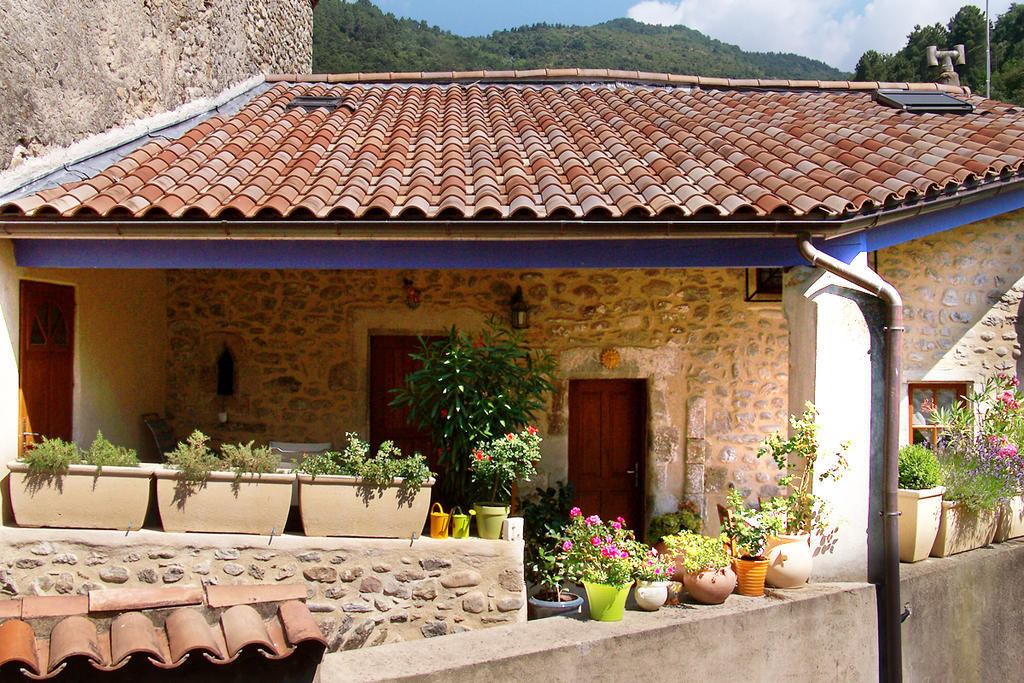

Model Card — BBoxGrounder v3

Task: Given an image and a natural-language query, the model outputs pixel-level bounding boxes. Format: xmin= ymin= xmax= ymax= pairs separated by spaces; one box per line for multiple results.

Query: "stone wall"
xmin=0 ymin=530 xmax=525 ymax=650
xmin=164 ymin=267 xmax=789 ymax=520
xmin=878 ymin=211 xmax=1024 ymax=436
xmin=0 ymin=0 xmax=312 ymax=171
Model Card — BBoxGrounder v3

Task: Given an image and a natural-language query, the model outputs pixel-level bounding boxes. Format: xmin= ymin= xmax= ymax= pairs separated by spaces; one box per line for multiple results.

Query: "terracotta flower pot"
xmin=682 ymin=565 xmax=736 ymax=604
xmin=733 ymin=557 xmax=769 ymax=596
xmin=298 ymin=474 xmax=434 ymax=538
xmin=994 ymin=494 xmax=1024 ymax=542
xmin=156 ymin=468 xmax=294 ymax=534
xmin=765 ymin=533 xmax=813 ymax=588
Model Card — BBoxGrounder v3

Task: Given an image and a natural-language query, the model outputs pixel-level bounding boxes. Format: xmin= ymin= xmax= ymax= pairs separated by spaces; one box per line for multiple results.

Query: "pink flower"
xmin=562 ymin=540 xmax=572 ymax=551
xmin=998 ymin=443 xmax=1018 ymax=458
xmin=585 ymin=515 xmax=601 ymax=526
xmin=590 ymin=536 xmax=602 ymax=547
xmin=610 ymin=521 xmax=621 ymax=530
xmin=616 ymin=516 xmax=626 ymax=525
xmin=1013 ymin=377 xmax=1020 ymax=387
xmin=569 ymin=507 xmax=581 ymax=518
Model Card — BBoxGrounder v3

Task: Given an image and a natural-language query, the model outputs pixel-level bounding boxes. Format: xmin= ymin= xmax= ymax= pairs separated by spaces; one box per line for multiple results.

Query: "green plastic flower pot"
xmin=583 ymin=581 xmax=630 ymax=621
xmin=473 ymin=503 xmax=509 ymax=539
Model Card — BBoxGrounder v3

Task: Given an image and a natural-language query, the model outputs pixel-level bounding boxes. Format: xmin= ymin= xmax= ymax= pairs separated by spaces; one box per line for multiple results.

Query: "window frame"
xmin=908 ymin=381 xmax=971 ymax=445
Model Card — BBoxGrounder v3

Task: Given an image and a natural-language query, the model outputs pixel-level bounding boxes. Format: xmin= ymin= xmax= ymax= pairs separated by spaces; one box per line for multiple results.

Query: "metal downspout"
xmin=796 ymin=235 xmax=904 ymax=683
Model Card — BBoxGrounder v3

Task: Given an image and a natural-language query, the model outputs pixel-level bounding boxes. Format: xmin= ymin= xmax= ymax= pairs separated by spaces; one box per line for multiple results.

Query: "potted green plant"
xmin=646 ymin=499 xmax=702 ymax=581
xmin=469 ymin=426 xmax=542 ymax=539
xmin=560 ymin=508 xmax=641 ymax=621
xmin=8 ymin=432 xmax=152 ymax=530
xmin=296 ymin=434 xmax=434 ymax=538
xmin=155 ymin=431 xmax=294 ymax=534
xmin=896 ymin=444 xmax=946 ymax=562
xmin=927 ymin=374 xmax=1022 ymax=555
xmin=720 ymin=489 xmax=786 ymax=597
xmin=519 ymin=482 xmax=584 ymax=619
xmin=663 ymin=530 xmax=736 ymax=605
xmin=390 ymin=319 xmax=554 ymax=508
xmin=631 ymin=544 xmax=675 ymax=611
xmin=756 ymin=403 xmax=848 ymax=588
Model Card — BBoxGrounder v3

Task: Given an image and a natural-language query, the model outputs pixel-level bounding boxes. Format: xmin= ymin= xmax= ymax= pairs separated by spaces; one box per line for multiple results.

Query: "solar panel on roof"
xmin=874 ymin=89 xmax=973 ymax=114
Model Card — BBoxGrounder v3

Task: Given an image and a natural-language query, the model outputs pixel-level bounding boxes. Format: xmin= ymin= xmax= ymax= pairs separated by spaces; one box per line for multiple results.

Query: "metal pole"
xmin=987 ymin=0 xmax=992 ymax=99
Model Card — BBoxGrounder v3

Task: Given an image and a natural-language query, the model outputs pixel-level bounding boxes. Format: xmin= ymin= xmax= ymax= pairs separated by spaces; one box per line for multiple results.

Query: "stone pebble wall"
xmin=0 ymin=537 xmax=525 ymax=650
xmin=0 ymin=0 xmax=312 ymax=170
xmin=880 ymin=211 xmax=1024 ymax=382
xmin=164 ymin=268 xmax=789 ymax=510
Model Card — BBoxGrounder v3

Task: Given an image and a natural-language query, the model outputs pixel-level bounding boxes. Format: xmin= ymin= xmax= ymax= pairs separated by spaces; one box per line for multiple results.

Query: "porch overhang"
xmin=8 ymin=178 xmax=1024 ymax=269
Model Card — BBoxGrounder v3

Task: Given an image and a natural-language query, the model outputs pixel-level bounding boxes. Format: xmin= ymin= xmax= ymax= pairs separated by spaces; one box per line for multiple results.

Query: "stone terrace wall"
xmin=0 ymin=0 xmax=312 ymax=171
xmin=879 ymin=211 xmax=1024 ymax=433
xmin=0 ymin=533 xmax=524 ymax=650
xmin=164 ymin=268 xmax=789 ymax=515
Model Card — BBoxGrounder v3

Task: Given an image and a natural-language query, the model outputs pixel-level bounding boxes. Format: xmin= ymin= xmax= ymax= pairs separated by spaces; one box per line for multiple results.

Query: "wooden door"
xmin=19 ymin=281 xmax=75 ymax=452
xmin=568 ymin=379 xmax=645 ymax=528
xmin=369 ymin=335 xmax=439 ymax=470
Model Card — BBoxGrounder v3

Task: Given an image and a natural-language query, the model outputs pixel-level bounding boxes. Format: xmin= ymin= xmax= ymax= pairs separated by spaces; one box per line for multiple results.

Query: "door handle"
xmin=625 ymin=468 xmax=639 ymax=487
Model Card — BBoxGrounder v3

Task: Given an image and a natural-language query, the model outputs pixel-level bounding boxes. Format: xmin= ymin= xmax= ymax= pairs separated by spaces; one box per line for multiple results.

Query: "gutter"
xmin=796 ymin=235 xmax=903 ymax=683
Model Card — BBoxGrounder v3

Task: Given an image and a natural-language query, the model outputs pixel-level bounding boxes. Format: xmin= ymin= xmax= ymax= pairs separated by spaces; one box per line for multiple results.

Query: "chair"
xmin=269 ymin=441 xmax=332 ymax=507
xmin=142 ymin=413 xmax=176 ymax=460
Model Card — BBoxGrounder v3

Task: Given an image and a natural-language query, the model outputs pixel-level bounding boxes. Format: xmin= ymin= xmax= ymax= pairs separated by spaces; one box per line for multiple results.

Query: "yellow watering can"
xmin=429 ymin=502 xmax=451 ymax=539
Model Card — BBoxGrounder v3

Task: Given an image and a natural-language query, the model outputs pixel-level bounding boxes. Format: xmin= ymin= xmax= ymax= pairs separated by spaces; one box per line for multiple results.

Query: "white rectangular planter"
xmin=897 ymin=486 xmax=945 ymax=563
xmin=930 ymin=500 xmax=998 ymax=558
xmin=8 ymin=462 xmax=153 ymax=530
xmin=298 ymin=474 xmax=434 ymax=538
xmin=994 ymin=495 xmax=1024 ymax=542
xmin=155 ymin=468 xmax=294 ymax=534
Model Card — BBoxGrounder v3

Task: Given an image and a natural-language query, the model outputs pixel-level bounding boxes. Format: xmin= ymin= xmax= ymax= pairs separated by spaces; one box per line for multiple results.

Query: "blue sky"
xmin=367 ymin=1 xmax=1011 ymax=71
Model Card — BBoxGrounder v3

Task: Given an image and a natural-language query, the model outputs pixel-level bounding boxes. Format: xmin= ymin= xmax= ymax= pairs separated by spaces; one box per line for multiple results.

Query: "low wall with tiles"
xmin=0 ymin=528 xmax=525 ymax=651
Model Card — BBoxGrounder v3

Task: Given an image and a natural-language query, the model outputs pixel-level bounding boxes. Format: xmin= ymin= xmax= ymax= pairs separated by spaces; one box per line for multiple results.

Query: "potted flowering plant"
xmin=896 ymin=444 xmax=945 ymax=562
xmin=469 ymin=426 xmax=542 ymax=539
xmin=720 ymin=489 xmax=786 ymax=596
xmin=662 ymin=530 xmax=736 ymax=604
xmin=928 ymin=374 xmax=1024 ymax=553
xmin=518 ymin=482 xmax=584 ymax=619
xmin=560 ymin=508 xmax=640 ymax=621
xmin=630 ymin=544 xmax=675 ymax=610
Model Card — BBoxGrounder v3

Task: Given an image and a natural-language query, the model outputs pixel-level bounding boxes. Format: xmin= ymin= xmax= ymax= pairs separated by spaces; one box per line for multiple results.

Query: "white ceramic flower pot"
xmin=155 ymin=468 xmax=294 ymax=534
xmin=297 ymin=474 xmax=433 ymax=537
xmin=930 ymin=500 xmax=998 ymax=557
xmin=897 ymin=486 xmax=945 ymax=562
xmin=765 ymin=533 xmax=812 ymax=588
xmin=633 ymin=580 xmax=670 ymax=611
xmin=994 ymin=494 xmax=1024 ymax=542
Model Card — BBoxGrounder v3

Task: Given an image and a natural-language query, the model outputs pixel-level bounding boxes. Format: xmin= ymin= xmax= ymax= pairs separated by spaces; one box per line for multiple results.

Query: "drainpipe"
xmin=796 ymin=235 xmax=903 ymax=683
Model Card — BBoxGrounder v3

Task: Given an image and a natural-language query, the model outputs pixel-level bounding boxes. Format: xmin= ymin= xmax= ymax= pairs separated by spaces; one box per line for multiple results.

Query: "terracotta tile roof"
xmin=0 ymin=585 xmax=325 ymax=679
xmin=4 ymin=71 xmax=1024 ymax=224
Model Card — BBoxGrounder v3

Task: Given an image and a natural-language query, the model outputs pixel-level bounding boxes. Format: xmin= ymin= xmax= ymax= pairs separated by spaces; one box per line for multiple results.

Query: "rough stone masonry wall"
xmin=879 ymin=210 xmax=1024 ymax=392
xmin=164 ymin=268 xmax=789 ymax=516
xmin=0 ymin=533 xmax=525 ymax=650
xmin=0 ymin=0 xmax=312 ymax=171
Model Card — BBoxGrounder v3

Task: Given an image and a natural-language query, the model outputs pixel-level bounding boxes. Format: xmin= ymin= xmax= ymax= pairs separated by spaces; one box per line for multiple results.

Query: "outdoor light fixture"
xmin=509 ymin=286 xmax=529 ymax=329
xmin=403 ymin=278 xmax=421 ymax=309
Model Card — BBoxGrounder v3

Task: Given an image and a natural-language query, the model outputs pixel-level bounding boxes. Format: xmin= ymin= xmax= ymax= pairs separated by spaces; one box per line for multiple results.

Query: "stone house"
xmin=1 ymin=70 xmax=1023 ymax=590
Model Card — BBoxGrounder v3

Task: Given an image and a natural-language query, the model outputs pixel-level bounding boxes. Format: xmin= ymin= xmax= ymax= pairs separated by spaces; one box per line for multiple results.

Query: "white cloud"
xmin=627 ymin=0 xmax=1011 ymax=71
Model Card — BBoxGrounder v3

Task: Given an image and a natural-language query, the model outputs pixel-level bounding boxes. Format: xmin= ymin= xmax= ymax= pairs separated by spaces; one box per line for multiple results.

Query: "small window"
xmin=909 ymin=382 xmax=971 ymax=445
xmin=875 ymin=90 xmax=974 ymax=114
xmin=744 ymin=267 xmax=783 ymax=302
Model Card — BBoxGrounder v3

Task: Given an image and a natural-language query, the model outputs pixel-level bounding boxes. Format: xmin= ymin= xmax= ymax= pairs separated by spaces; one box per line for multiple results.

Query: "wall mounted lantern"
xmin=510 ymin=286 xmax=529 ymax=329
xmin=403 ymin=278 xmax=421 ymax=309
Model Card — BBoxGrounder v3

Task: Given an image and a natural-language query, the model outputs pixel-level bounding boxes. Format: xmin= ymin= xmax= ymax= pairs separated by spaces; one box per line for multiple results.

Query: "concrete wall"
xmin=0 ymin=242 xmax=168 ymax=474
xmin=0 ymin=0 xmax=313 ymax=171
xmin=164 ymin=267 xmax=791 ymax=524
xmin=317 ymin=539 xmax=1024 ymax=682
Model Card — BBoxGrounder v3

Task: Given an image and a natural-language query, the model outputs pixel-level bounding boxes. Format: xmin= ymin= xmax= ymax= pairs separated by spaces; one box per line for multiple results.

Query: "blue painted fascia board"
xmin=11 ymin=235 xmax=867 ymax=269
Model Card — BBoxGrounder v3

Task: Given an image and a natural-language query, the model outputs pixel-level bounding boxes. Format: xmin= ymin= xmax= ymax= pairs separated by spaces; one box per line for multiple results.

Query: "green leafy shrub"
xmin=720 ymin=489 xmax=786 ymax=559
xmin=166 ymin=431 xmax=222 ymax=483
xmin=898 ymin=444 xmax=942 ymax=490
xmin=646 ymin=499 xmax=702 ymax=544
xmin=296 ymin=433 xmax=432 ymax=493
xmin=20 ymin=437 xmax=80 ymax=471
xmin=518 ymin=481 xmax=575 ymax=600
xmin=663 ymin=530 xmax=731 ymax=573
xmin=84 ymin=431 xmax=139 ymax=470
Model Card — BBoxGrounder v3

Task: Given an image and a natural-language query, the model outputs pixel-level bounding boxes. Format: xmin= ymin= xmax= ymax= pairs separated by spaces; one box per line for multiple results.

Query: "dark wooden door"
xmin=568 ymin=379 xmax=645 ymax=528
xmin=19 ymin=281 xmax=75 ymax=453
xmin=369 ymin=335 xmax=440 ymax=470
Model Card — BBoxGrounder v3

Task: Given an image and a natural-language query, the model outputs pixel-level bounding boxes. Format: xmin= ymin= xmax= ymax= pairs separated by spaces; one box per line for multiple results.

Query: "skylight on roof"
xmin=874 ymin=89 xmax=973 ymax=114
xmin=285 ymin=96 xmax=354 ymax=112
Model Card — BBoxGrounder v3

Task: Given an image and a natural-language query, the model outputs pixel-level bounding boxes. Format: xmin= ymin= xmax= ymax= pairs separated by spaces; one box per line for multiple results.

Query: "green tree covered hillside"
xmin=313 ymin=0 xmax=848 ymax=80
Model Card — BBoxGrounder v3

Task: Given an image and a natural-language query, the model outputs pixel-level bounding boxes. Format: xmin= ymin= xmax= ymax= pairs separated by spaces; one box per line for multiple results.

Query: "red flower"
xmin=507 ymin=433 xmax=515 ymax=440
xmin=475 ymin=451 xmax=484 ymax=461
xmin=440 ymin=409 xmax=448 ymax=418
xmin=527 ymin=425 xmax=538 ymax=435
